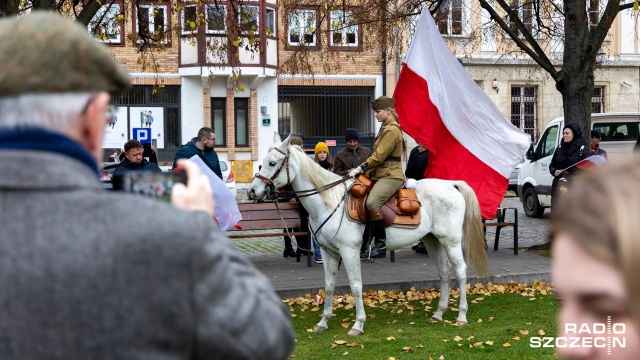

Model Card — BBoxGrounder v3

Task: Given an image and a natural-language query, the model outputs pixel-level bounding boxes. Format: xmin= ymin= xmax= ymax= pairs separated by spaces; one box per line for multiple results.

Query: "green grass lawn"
xmin=287 ymin=282 xmax=559 ymax=359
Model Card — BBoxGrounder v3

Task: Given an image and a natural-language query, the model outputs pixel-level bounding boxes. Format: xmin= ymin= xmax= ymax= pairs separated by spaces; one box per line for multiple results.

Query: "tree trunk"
xmin=32 ymin=0 xmax=57 ymax=11
xmin=0 ymin=0 xmax=21 ymax=16
xmin=557 ymin=0 xmax=593 ymax=140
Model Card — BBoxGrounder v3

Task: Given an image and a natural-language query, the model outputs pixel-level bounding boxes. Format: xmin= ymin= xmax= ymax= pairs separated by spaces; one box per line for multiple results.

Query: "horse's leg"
xmin=441 ymin=239 xmax=469 ymax=325
xmin=339 ymin=247 xmax=366 ymax=336
xmin=313 ymin=248 xmax=339 ymax=332
xmin=424 ymin=234 xmax=451 ymax=323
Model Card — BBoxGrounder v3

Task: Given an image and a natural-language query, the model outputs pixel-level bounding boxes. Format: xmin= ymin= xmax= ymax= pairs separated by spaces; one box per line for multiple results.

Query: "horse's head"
xmin=248 ymin=133 xmax=297 ymax=200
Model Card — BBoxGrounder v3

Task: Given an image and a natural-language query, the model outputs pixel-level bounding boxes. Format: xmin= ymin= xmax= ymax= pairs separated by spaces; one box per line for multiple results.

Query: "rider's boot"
xmin=368 ymin=207 xmax=386 ymax=258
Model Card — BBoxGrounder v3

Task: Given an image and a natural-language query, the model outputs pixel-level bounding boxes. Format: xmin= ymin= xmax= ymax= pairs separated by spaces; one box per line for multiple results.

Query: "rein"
xmin=252 ymin=146 xmax=352 ymax=200
xmin=253 ymin=145 xmax=353 ymax=259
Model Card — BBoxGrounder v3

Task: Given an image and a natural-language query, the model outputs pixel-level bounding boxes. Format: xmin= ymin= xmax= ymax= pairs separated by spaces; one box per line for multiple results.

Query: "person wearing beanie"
xmin=314 ymin=142 xmax=334 ymax=171
xmin=348 ymin=96 xmax=405 ymax=259
xmin=334 ymin=128 xmax=371 ymax=176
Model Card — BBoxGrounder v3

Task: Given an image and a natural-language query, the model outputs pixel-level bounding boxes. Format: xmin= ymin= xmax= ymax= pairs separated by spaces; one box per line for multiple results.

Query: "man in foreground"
xmin=0 ymin=12 xmax=293 ymax=360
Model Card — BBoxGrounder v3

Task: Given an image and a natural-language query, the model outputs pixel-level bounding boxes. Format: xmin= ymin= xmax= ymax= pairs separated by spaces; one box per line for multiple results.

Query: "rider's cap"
xmin=371 ymin=96 xmax=395 ymax=110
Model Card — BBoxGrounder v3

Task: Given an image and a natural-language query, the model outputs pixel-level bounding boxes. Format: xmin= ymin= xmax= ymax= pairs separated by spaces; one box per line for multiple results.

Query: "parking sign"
xmin=133 ymin=128 xmax=151 ymax=144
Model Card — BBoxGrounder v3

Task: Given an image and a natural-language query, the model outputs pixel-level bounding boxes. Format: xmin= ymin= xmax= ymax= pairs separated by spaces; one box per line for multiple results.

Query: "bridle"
xmin=253 ymin=147 xmax=291 ymax=201
xmin=253 ymin=145 xmax=351 ymax=201
xmin=252 ymin=145 xmax=353 ymax=259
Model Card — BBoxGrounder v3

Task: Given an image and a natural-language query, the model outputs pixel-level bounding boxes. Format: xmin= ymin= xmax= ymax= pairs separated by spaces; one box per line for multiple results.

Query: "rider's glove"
xmin=348 ymin=167 xmax=363 ymax=178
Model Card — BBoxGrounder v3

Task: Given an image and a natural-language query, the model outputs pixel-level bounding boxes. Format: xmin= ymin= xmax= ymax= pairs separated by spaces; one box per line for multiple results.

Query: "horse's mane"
xmin=288 ymin=145 xmax=344 ymax=208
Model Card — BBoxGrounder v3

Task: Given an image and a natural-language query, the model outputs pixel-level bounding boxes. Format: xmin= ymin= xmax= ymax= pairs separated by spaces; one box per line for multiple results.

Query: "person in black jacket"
xmin=405 ymin=144 xmax=428 ymax=180
xmin=549 ymin=123 xmax=588 ymax=208
xmin=113 ymin=139 xmax=162 ymax=176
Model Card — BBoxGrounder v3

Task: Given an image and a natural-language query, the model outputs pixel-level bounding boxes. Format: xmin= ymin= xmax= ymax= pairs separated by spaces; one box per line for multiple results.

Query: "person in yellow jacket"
xmin=349 ymin=96 xmax=404 ymax=258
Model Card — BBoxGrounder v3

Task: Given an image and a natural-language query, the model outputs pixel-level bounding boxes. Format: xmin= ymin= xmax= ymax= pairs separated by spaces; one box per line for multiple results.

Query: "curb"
xmin=276 ymin=271 xmax=552 ymax=299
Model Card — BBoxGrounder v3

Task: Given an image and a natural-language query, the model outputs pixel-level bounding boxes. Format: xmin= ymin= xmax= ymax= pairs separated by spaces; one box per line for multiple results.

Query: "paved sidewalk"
xmin=250 ymin=247 xmax=550 ymax=298
xmin=238 ymin=194 xmax=553 ymax=298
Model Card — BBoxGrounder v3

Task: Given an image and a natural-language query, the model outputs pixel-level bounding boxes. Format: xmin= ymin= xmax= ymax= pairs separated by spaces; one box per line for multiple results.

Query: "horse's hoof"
xmin=430 ymin=317 xmax=440 ymax=323
xmin=313 ymin=325 xmax=328 ymax=333
xmin=455 ymin=321 xmax=468 ymax=326
xmin=347 ymin=329 xmax=364 ymax=336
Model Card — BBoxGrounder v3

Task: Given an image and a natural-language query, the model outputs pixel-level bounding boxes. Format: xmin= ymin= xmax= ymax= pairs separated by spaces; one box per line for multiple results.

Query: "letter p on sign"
xmin=133 ymin=128 xmax=152 ymax=144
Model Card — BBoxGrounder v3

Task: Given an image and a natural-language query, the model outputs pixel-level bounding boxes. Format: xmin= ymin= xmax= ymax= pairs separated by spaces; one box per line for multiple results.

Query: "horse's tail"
xmin=453 ymin=181 xmax=490 ymax=277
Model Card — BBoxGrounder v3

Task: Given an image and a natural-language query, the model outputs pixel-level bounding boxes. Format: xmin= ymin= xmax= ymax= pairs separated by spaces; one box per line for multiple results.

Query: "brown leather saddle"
xmin=347 ymin=189 xmax=421 ymax=228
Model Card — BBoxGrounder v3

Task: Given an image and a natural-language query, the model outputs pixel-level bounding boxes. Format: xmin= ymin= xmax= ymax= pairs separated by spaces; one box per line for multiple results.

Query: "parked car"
xmin=507 ymin=159 xmax=524 ymax=192
xmin=517 ymin=112 xmax=639 ymax=217
xmin=99 ymin=162 xmax=119 ymax=189
xmin=219 ymin=160 xmax=237 ymax=198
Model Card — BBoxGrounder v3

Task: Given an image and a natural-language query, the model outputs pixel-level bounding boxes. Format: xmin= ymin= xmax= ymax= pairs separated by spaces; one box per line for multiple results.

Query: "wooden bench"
xmin=482 ymin=207 xmax=518 ymax=255
xmin=226 ymin=202 xmax=313 ymax=267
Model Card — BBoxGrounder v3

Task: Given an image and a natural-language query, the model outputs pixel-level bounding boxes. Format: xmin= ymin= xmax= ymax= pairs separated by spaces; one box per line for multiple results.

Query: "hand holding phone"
xmin=113 ymin=171 xmax=187 ymax=202
xmin=171 ymin=160 xmax=214 ymax=216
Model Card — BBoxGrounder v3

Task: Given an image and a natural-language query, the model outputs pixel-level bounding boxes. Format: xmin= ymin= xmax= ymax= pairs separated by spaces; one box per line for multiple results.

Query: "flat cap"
xmin=372 ymin=96 xmax=395 ymax=110
xmin=0 ymin=12 xmax=130 ymax=97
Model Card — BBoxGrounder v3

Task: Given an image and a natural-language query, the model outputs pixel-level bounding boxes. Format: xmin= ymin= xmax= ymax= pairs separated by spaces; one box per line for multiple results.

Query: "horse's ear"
xmin=273 ymin=132 xmax=281 ymax=144
xmin=280 ymin=135 xmax=291 ymax=151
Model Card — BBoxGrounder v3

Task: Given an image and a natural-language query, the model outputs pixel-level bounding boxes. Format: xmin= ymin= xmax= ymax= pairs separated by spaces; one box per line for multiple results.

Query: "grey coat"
xmin=0 ymin=150 xmax=294 ymax=360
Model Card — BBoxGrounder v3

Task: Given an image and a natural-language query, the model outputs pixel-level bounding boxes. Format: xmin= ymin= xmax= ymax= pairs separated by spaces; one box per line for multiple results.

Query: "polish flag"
xmin=393 ymin=9 xmax=530 ymax=219
xmin=572 ymin=155 xmax=607 ymax=170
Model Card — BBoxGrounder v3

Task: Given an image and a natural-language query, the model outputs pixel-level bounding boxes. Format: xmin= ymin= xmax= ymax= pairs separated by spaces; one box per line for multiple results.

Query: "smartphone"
xmin=112 ymin=171 xmax=187 ymax=202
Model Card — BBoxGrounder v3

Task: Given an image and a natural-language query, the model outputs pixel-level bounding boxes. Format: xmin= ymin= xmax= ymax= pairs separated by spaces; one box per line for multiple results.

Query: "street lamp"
xmin=596 ymin=48 xmax=606 ymax=65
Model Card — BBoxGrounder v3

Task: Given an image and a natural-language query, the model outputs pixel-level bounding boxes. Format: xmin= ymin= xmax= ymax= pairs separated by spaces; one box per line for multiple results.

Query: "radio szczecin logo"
xmin=530 ymin=316 xmax=625 ymax=355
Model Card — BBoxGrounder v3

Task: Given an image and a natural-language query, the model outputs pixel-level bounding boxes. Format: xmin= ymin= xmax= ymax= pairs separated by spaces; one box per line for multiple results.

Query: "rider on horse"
xmin=348 ymin=96 xmax=404 ymax=259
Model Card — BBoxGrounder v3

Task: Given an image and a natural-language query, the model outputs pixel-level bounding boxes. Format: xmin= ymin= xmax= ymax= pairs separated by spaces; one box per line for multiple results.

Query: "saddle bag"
xmin=396 ymin=188 xmax=421 ymax=215
xmin=351 ymin=174 xmax=373 ymax=198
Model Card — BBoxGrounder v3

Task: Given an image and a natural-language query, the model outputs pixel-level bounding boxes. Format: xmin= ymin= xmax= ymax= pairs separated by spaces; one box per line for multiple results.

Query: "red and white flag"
xmin=393 ymin=9 xmax=530 ymax=219
xmin=572 ymin=155 xmax=607 ymax=171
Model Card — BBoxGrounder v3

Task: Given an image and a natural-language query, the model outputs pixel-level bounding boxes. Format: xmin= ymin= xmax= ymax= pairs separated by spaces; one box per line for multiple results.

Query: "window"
xmin=206 ymin=4 xmax=226 ymax=34
xmin=511 ymin=86 xmax=537 ymax=141
xmin=88 ymin=4 xmax=122 ymax=44
xmin=592 ymin=86 xmax=605 ymax=113
xmin=136 ymin=5 xmax=168 ymax=43
xmin=181 ymin=5 xmax=197 ymax=35
xmin=536 ymin=125 xmax=559 ymax=159
xmin=235 ymin=98 xmax=249 ymax=147
xmin=287 ymin=9 xmax=317 ymax=46
xmin=266 ymin=7 xmax=276 ymax=37
xmin=435 ymin=0 xmax=463 ymax=36
xmin=239 ymin=5 xmax=258 ymax=34
xmin=509 ymin=0 xmax=534 ymax=36
xmin=593 ymin=122 xmax=640 ymax=141
xmin=330 ymin=10 xmax=358 ymax=46
xmin=211 ymin=98 xmax=226 ymax=147
xmin=111 ymin=85 xmax=181 ymax=149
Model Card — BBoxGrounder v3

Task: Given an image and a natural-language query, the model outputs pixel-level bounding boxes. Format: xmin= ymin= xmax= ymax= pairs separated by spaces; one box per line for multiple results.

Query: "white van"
xmin=517 ymin=113 xmax=639 ymax=217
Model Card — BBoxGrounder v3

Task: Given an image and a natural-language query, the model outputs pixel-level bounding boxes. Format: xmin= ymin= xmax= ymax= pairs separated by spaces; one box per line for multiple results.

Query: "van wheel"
xmin=523 ymin=188 xmax=545 ymax=218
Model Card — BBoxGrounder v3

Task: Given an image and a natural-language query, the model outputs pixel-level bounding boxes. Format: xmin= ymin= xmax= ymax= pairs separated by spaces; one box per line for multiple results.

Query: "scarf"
xmin=0 ymin=128 xmax=99 ymax=175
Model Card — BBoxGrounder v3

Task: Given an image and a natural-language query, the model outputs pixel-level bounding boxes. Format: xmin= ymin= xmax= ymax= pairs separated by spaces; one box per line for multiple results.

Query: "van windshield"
xmin=593 ymin=122 xmax=640 ymax=141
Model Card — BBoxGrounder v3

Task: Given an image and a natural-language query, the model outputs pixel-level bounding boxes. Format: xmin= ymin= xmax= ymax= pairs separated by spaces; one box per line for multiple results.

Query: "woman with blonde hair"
xmin=551 ymin=157 xmax=640 ymax=359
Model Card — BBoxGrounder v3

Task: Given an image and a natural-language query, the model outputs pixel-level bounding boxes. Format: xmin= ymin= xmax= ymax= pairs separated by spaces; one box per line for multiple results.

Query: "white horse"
xmin=249 ymin=135 xmax=489 ymax=336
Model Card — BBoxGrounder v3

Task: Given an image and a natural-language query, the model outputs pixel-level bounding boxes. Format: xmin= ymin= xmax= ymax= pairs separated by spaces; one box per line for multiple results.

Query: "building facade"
xmin=97 ymin=1 xmax=640 ymax=193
